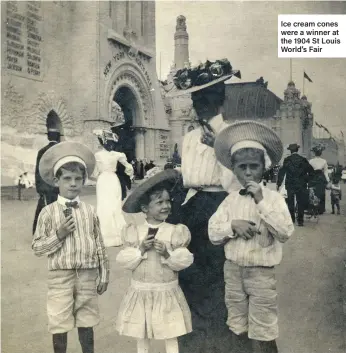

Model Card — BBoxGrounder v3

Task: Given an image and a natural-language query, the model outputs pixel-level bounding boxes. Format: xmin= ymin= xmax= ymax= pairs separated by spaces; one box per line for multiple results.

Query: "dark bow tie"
xmin=65 ymin=201 xmax=79 ymax=208
xmin=148 ymin=228 xmax=159 ymax=238
xmin=239 ymin=189 xmax=249 ymax=196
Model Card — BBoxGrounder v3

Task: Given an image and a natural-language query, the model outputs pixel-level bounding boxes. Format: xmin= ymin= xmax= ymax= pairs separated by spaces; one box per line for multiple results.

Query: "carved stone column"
xmin=135 ymin=127 xmax=146 ymax=160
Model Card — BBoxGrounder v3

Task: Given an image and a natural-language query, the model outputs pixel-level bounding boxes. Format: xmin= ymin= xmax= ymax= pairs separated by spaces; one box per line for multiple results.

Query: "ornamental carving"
xmin=176 ymin=15 xmax=187 ymax=31
xmin=108 ymin=69 xmax=153 ymax=125
xmin=284 ymin=81 xmax=300 ymax=102
xmin=123 ymin=26 xmax=137 ymax=43
xmin=2 ymin=85 xmax=73 ymax=136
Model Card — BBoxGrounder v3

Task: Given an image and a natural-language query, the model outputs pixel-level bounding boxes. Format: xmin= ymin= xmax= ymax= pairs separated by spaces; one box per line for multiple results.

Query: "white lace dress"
xmin=116 ymin=222 xmax=193 ymax=339
xmin=94 ymin=149 xmax=133 ymax=247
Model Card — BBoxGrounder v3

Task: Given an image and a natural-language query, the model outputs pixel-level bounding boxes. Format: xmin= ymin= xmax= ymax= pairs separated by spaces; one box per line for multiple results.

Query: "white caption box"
xmin=278 ymin=15 xmax=346 ymax=58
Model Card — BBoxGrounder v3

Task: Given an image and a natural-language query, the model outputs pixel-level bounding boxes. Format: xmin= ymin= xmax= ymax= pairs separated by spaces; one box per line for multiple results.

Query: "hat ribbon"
xmin=230 ymin=140 xmax=272 ymax=169
xmin=53 ymin=156 xmax=87 ymax=176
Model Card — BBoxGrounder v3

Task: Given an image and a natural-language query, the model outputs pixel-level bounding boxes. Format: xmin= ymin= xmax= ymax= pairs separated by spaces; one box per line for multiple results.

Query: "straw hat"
xmin=39 ymin=141 xmax=96 ymax=186
xmin=122 ymin=169 xmax=181 ymax=213
xmin=214 ymin=120 xmax=283 ymax=170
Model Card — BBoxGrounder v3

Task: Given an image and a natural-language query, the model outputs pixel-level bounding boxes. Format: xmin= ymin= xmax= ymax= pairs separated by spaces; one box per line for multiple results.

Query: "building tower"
xmin=174 ymin=15 xmax=189 ymax=70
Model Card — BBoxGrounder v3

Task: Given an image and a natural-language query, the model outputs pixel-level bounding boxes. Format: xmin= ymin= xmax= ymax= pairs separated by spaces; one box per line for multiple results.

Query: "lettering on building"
xmin=103 ymin=47 xmax=152 ymax=87
xmin=5 ymin=1 xmax=43 ymax=80
xmin=158 ymin=132 xmax=170 ymax=158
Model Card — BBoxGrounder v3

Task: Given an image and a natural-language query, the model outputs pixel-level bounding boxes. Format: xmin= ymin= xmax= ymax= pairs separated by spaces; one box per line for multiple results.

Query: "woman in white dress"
xmin=93 ymin=129 xmax=134 ymax=247
xmin=309 ymin=144 xmax=330 ymax=214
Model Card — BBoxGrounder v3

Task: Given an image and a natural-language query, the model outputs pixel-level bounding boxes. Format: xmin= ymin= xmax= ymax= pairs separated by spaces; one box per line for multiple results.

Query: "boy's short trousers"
xmin=47 ymin=268 xmax=100 ymax=334
xmin=224 ymin=260 xmax=278 ymax=341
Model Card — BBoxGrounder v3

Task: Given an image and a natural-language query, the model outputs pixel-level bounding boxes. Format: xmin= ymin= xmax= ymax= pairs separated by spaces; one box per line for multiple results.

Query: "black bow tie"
xmin=148 ymin=228 xmax=159 ymax=238
xmin=239 ymin=189 xmax=249 ymax=196
xmin=65 ymin=201 xmax=79 ymax=208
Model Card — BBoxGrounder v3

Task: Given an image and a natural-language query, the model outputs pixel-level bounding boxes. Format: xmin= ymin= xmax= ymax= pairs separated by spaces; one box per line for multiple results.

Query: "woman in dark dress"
xmin=166 ymin=59 xmax=247 ymax=353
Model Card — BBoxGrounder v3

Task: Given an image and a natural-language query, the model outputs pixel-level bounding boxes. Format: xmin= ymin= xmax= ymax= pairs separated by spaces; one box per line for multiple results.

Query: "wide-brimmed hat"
xmin=123 ymin=169 xmax=181 ymax=213
xmin=214 ymin=120 xmax=283 ymax=170
xmin=166 ymin=58 xmax=241 ymax=98
xmin=39 ymin=141 xmax=96 ymax=186
xmin=287 ymin=143 xmax=300 ymax=151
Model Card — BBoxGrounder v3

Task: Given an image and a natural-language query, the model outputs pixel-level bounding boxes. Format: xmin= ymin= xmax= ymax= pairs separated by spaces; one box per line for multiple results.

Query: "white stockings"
xmin=136 ymin=338 xmax=179 ymax=353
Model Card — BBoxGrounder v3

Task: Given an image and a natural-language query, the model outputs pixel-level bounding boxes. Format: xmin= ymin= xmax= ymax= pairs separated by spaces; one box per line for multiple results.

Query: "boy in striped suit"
xmin=209 ymin=121 xmax=294 ymax=353
xmin=32 ymin=142 xmax=109 ymax=353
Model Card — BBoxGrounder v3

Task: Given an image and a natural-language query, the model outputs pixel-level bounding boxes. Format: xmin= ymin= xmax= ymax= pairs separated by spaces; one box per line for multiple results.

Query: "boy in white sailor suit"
xmin=209 ymin=121 xmax=294 ymax=353
xmin=32 ymin=141 xmax=109 ymax=353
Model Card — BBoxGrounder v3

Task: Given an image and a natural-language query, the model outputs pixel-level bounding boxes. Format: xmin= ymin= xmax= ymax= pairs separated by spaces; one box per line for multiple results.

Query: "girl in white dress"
xmin=116 ymin=170 xmax=193 ymax=353
xmin=93 ymin=129 xmax=133 ymax=247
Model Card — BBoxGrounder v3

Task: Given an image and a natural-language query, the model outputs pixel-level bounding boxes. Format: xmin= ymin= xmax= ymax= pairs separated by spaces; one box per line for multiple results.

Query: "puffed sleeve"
xmin=323 ymin=160 xmax=330 ymax=183
xmin=161 ymin=224 xmax=194 ymax=271
xmin=116 ymin=223 xmax=148 ymax=270
xmin=118 ymin=152 xmax=134 ymax=177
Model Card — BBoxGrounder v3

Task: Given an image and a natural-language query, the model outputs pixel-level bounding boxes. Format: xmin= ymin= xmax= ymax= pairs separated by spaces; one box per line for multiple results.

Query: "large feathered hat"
xmin=166 ymin=58 xmax=241 ymax=97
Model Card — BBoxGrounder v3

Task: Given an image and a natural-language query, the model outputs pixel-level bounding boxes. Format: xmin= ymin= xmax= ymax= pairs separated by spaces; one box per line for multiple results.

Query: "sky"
xmin=155 ymin=1 xmax=346 ymax=141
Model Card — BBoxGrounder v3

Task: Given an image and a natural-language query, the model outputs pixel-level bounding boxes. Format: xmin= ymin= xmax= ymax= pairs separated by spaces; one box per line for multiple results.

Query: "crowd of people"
xmin=29 ymin=57 xmax=343 ymax=353
xmin=276 ymin=143 xmax=343 ymax=224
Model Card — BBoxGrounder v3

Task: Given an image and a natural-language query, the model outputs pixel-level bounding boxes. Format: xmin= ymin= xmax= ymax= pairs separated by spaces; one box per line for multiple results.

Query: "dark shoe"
xmin=337 ymin=211 xmax=340 ymax=215
xmin=331 ymin=211 xmax=335 ymax=214
xmin=252 ymin=339 xmax=278 ymax=353
xmin=297 ymin=223 xmax=304 ymax=227
xmin=231 ymin=332 xmax=253 ymax=353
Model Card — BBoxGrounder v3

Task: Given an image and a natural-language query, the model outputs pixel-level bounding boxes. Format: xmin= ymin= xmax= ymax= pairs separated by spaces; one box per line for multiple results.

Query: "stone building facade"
xmin=1 ymin=1 xmax=169 ymax=184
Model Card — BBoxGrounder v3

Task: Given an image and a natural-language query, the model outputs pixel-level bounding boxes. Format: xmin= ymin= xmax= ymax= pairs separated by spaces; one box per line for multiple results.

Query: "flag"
xmin=304 ymin=71 xmax=313 ymax=83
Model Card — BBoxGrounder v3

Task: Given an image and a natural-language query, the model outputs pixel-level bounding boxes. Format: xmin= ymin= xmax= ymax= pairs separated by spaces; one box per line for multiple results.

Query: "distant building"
xmin=1 ymin=1 xmax=169 ymax=184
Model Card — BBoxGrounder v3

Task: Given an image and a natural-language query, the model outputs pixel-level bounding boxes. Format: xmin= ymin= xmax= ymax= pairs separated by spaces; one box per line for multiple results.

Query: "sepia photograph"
xmin=1 ymin=1 xmax=345 ymax=353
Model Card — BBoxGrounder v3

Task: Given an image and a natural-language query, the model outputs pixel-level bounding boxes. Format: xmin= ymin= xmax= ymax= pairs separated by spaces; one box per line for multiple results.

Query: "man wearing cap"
xmin=276 ymin=143 xmax=314 ymax=226
xmin=32 ymin=127 xmax=61 ymax=234
xmin=166 ymin=59 xmax=241 ymax=353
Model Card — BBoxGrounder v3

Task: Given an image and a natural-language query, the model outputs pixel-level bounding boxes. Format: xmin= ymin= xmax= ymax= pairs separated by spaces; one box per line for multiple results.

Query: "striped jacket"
xmin=32 ymin=196 xmax=109 ymax=283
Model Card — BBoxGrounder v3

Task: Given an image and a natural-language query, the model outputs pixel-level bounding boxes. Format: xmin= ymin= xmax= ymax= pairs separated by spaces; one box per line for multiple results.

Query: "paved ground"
xmin=1 ymin=183 xmax=346 ymax=353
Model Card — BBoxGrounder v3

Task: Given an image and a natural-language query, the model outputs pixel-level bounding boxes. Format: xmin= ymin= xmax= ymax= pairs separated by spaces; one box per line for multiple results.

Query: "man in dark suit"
xmin=277 ymin=143 xmax=314 ymax=227
xmin=116 ymin=162 xmax=132 ymax=200
xmin=32 ymin=128 xmax=61 ymax=234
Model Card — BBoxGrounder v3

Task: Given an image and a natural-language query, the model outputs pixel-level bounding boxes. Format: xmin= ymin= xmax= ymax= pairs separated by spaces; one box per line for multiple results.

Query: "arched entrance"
xmin=112 ymin=86 xmax=138 ymax=161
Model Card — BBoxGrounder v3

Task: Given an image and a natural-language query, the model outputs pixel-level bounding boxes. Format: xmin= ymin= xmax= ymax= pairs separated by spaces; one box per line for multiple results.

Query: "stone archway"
xmin=112 ymin=86 xmax=138 ymax=161
xmin=106 ymin=63 xmax=154 ymax=126
xmin=105 ymin=62 xmax=155 ymax=161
